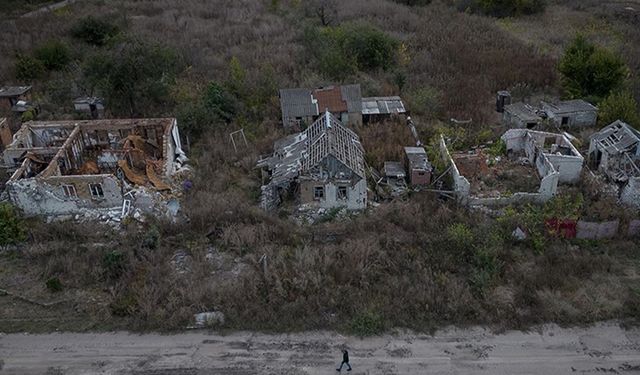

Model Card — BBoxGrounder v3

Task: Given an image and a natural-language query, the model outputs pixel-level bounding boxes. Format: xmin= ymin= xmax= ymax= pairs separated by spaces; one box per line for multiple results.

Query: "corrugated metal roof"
xmin=0 ymin=86 xmax=31 ymax=98
xmin=279 ymin=88 xmax=318 ymax=119
xmin=340 ymin=84 xmax=362 ymax=113
xmin=404 ymin=146 xmax=432 ymax=171
xmin=504 ymin=102 xmax=542 ymax=122
xmin=543 ymin=99 xmax=597 ymax=114
xmin=314 ymin=86 xmax=347 ymax=113
xmin=279 ymin=85 xmax=362 ymax=120
xmin=362 ymin=96 xmax=406 ymax=115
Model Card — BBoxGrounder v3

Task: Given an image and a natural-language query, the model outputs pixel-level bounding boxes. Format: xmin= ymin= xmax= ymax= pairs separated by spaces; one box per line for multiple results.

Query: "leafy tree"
xmin=14 ymin=55 xmax=45 ymax=81
xmin=0 ymin=203 xmax=26 ymax=250
xmin=461 ymin=0 xmax=545 ymax=17
xmin=34 ymin=41 xmax=71 ymax=71
xmin=559 ymin=36 xmax=628 ymax=102
xmin=304 ymin=23 xmax=398 ymax=80
xmin=598 ymin=91 xmax=640 ymax=128
xmin=84 ymin=40 xmax=183 ymax=116
xmin=70 ymin=17 xmax=120 ymax=46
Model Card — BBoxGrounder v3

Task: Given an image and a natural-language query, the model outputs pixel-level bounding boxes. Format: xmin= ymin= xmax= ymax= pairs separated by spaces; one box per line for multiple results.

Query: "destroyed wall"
xmin=298 ymin=155 xmax=367 ymax=210
xmin=439 ymin=135 xmax=471 ymax=203
xmin=6 ymin=174 xmax=122 ymax=216
xmin=502 ymin=129 xmax=583 ymax=184
xmin=440 ymin=134 xmax=559 ymax=207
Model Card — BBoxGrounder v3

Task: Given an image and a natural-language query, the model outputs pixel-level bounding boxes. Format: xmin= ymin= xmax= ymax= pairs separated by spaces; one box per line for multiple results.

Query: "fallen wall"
xmin=620 ymin=177 xmax=640 ymax=209
xmin=7 ymin=175 xmax=122 ymax=216
xmin=439 ymin=136 xmax=471 ymax=204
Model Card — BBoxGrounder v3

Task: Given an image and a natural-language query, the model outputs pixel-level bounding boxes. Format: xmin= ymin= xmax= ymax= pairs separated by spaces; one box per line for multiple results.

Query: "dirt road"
xmin=1 ymin=322 xmax=639 ymax=374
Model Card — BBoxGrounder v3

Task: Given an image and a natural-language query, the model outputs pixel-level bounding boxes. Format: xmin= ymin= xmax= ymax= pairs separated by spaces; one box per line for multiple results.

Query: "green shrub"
xmin=447 ymin=223 xmax=474 ymax=252
xmin=349 ymin=310 xmax=385 ymax=336
xmin=34 ymin=41 xmax=71 ymax=71
xmin=304 ymin=22 xmax=398 ymax=79
xmin=0 ymin=203 xmax=26 ymax=250
xmin=70 ymin=17 xmax=119 ymax=46
xmin=559 ymin=35 xmax=628 ymax=102
xmin=597 ymin=91 xmax=640 ymax=128
xmin=14 ymin=55 xmax=45 ymax=81
xmin=46 ymin=277 xmax=63 ymax=293
xmin=102 ymin=251 xmax=127 ymax=280
xmin=142 ymin=225 xmax=160 ymax=250
xmin=458 ymin=0 xmax=546 ymax=17
xmin=109 ymin=293 xmax=137 ymax=316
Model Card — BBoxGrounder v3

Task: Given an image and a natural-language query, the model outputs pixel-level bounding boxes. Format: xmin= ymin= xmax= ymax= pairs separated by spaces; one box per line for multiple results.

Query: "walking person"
xmin=336 ymin=349 xmax=352 ymax=372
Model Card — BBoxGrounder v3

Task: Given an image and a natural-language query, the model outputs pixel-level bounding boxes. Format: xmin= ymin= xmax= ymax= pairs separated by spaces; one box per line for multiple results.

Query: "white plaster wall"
xmin=7 ymin=175 xmax=123 ymax=216
xmin=545 ymin=154 xmax=583 ymax=183
xmin=317 ymin=179 xmax=367 ymax=210
xmin=439 ymin=136 xmax=470 ymax=204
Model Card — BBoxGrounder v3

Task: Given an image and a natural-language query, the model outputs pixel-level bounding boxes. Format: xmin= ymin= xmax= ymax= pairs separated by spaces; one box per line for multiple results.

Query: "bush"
xmin=559 ymin=36 xmax=628 ymax=102
xmin=14 ymin=55 xmax=46 ymax=81
xmin=394 ymin=0 xmax=432 ymax=5
xmin=304 ymin=22 xmax=398 ymax=79
xmin=349 ymin=310 xmax=386 ymax=336
xmin=34 ymin=41 xmax=71 ymax=71
xmin=597 ymin=91 xmax=640 ymax=128
xmin=458 ymin=0 xmax=546 ymax=17
xmin=0 ymin=203 xmax=26 ymax=250
xmin=102 ymin=251 xmax=127 ymax=280
xmin=71 ymin=17 xmax=119 ymax=46
xmin=46 ymin=277 xmax=63 ymax=293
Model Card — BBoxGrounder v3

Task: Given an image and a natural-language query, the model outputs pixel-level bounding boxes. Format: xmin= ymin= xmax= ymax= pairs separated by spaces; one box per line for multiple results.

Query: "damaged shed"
xmin=279 ymin=85 xmax=362 ymax=128
xmin=258 ymin=111 xmax=367 ymax=211
xmin=541 ymin=99 xmax=598 ymax=128
xmin=588 ymin=120 xmax=640 ymax=209
xmin=502 ymin=102 xmax=543 ymax=129
xmin=3 ymin=118 xmax=187 ymax=217
xmin=361 ymin=96 xmax=407 ymax=123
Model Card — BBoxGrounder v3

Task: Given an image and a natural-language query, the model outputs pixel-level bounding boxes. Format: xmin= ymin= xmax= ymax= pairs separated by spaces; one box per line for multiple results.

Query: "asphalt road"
xmin=1 ymin=322 xmax=640 ymax=374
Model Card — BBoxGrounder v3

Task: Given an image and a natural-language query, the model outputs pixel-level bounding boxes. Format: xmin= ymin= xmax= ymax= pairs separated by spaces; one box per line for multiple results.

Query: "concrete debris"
xmin=170 ymin=250 xmax=192 ymax=275
xmin=512 ymin=227 xmax=527 ymax=240
xmin=193 ymin=311 xmax=225 ymax=328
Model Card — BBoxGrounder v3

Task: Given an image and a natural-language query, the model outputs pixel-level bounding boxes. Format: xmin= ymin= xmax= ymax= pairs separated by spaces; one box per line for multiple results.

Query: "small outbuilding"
xmin=0 ymin=86 xmax=32 ymax=112
xmin=502 ymin=102 xmax=543 ymax=129
xmin=404 ymin=146 xmax=432 ymax=186
xmin=279 ymin=85 xmax=362 ymax=128
xmin=541 ymin=99 xmax=597 ymax=128
xmin=362 ymin=96 xmax=407 ymax=123
xmin=74 ymin=96 xmax=105 ymax=119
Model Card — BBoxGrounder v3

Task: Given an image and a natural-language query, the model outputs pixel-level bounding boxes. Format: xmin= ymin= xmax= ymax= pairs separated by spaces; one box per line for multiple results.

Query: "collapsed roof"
xmin=259 ymin=111 xmax=365 ymax=187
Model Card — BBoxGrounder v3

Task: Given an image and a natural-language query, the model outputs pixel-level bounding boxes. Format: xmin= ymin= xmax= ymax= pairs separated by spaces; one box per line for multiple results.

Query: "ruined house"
xmin=258 ymin=111 xmax=367 ymax=211
xmin=0 ymin=86 xmax=31 ymax=113
xmin=0 ymin=117 xmax=11 ymax=151
xmin=2 ymin=118 xmax=187 ymax=217
xmin=502 ymin=129 xmax=584 ymax=183
xmin=588 ymin=120 xmax=640 ymax=209
xmin=279 ymin=85 xmax=362 ymax=128
xmin=361 ymin=96 xmax=407 ymax=123
xmin=502 ymin=102 xmax=543 ymax=129
xmin=439 ymin=129 xmax=583 ymax=207
xmin=541 ymin=99 xmax=597 ymax=128
xmin=74 ymin=96 xmax=105 ymax=119
xmin=404 ymin=146 xmax=432 ymax=186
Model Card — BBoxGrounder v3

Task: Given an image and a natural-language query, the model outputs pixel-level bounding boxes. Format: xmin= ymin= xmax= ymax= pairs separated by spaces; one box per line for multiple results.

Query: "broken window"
xmin=314 ymin=186 xmax=325 ymax=200
xmin=89 ymin=183 xmax=104 ymax=199
xmin=61 ymin=184 xmax=77 ymax=198
xmin=337 ymin=186 xmax=348 ymax=200
xmin=561 ymin=117 xmax=569 ymax=126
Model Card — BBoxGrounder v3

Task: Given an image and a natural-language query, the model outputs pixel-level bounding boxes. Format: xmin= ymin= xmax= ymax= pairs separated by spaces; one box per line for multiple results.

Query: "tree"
xmin=14 ymin=55 xmax=45 ymax=81
xmin=34 ymin=41 xmax=71 ymax=71
xmin=84 ymin=40 xmax=182 ymax=116
xmin=597 ymin=91 xmax=640 ymax=128
xmin=304 ymin=23 xmax=398 ymax=80
xmin=0 ymin=203 xmax=26 ymax=250
xmin=306 ymin=0 xmax=338 ymax=26
xmin=71 ymin=17 xmax=120 ymax=46
xmin=559 ymin=36 xmax=628 ymax=102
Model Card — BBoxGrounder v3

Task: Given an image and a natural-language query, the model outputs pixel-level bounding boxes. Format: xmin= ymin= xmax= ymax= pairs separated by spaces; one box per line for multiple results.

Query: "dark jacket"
xmin=343 ymin=351 xmax=349 ymax=363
